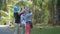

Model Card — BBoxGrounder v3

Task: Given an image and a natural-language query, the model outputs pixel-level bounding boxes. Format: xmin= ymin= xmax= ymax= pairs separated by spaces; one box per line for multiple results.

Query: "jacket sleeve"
xmin=26 ymin=11 xmax=32 ymax=17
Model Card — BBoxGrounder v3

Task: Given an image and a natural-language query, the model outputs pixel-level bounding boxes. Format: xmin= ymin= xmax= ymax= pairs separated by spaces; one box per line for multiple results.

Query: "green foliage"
xmin=0 ymin=10 xmax=9 ymax=24
xmin=32 ymin=0 xmax=50 ymax=24
xmin=0 ymin=0 xmax=57 ymax=25
xmin=0 ymin=5 xmax=14 ymax=24
xmin=16 ymin=0 xmax=32 ymax=8
xmin=0 ymin=0 xmax=32 ymax=24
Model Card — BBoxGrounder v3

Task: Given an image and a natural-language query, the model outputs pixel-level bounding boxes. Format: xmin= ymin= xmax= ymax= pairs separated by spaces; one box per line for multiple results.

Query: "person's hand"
xmin=18 ymin=11 xmax=20 ymax=15
xmin=18 ymin=11 xmax=24 ymax=15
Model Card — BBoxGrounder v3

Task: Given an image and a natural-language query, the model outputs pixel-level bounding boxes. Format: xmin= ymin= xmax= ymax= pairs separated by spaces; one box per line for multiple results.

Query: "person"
xmin=25 ymin=9 xmax=33 ymax=34
xmin=14 ymin=5 xmax=23 ymax=34
xmin=21 ymin=8 xmax=33 ymax=34
xmin=20 ymin=8 xmax=27 ymax=34
xmin=20 ymin=7 xmax=33 ymax=34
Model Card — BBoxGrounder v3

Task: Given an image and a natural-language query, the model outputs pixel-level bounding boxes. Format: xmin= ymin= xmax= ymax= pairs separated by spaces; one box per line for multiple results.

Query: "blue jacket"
xmin=21 ymin=11 xmax=32 ymax=24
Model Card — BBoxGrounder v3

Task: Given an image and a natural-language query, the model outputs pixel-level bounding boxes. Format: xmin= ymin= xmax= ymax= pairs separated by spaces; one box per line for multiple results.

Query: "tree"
xmin=55 ymin=0 xmax=60 ymax=25
xmin=31 ymin=0 xmax=50 ymax=24
xmin=48 ymin=0 xmax=59 ymax=25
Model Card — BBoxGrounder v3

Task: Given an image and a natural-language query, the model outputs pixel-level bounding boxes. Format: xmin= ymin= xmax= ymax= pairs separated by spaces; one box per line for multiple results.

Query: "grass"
xmin=12 ymin=26 xmax=60 ymax=34
xmin=31 ymin=27 xmax=60 ymax=34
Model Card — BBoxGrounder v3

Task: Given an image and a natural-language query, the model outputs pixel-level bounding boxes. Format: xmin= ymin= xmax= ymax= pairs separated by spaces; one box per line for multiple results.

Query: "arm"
xmin=18 ymin=11 xmax=24 ymax=15
xmin=21 ymin=15 xmax=23 ymax=22
xmin=26 ymin=11 xmax=32 ymax=17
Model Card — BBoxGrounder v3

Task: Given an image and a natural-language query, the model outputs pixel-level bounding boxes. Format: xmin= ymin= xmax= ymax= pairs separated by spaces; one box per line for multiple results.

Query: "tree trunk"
xmin=48 ymin=0 xmax=55 ymax=24
xmin=56 ymin=0 xmax=60 ymax=25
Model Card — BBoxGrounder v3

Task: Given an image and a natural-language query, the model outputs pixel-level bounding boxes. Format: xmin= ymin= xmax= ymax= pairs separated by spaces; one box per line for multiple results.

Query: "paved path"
xmin=0 ymin=25 xmax=14 ymax=34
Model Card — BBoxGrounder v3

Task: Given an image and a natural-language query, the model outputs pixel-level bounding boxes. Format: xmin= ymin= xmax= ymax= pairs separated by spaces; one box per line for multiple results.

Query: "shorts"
xmin=26 ymin=21 xmax=33 ymax=28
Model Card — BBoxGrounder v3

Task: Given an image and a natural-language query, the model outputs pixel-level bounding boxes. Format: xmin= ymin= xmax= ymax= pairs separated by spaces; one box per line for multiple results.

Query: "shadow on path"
xmin=0 ymin=27 xmax=14 ymax=34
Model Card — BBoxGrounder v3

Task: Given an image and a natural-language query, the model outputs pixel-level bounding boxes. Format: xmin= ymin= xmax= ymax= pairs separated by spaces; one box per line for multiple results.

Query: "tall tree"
xmin=56 ymin=0 xmax=60 ymax=25
xmin=48 ymin=0 xmax=57 ymax=25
